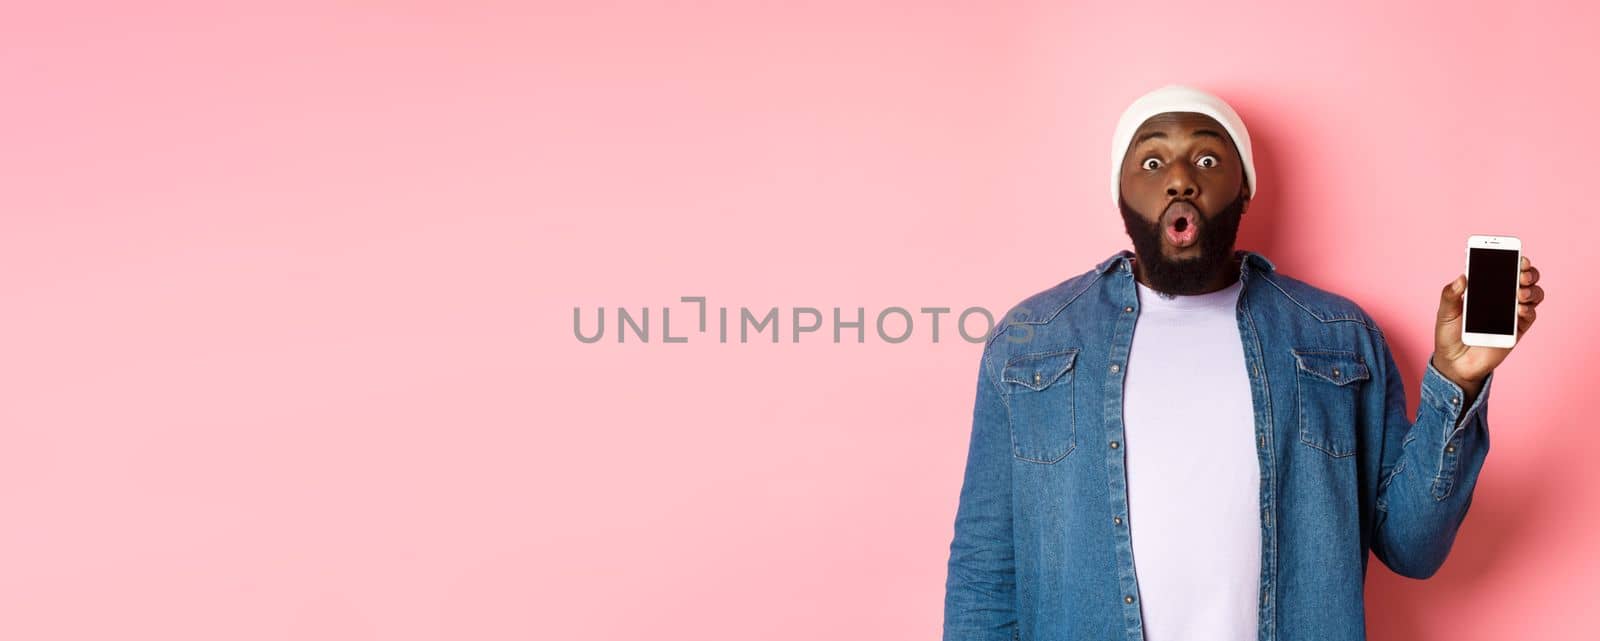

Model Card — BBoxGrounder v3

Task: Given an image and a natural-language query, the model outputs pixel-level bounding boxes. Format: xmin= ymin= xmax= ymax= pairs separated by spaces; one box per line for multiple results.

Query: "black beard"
xmin=1118 ymin=192 xmax=1246 ymax=297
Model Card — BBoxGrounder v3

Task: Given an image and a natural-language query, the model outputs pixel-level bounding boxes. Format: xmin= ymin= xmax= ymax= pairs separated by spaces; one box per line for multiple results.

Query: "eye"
xmin=1141 ymin=157 xmax=1162 ymax=171
xmin=1196 ymin=155 xmax=1218 ymax=169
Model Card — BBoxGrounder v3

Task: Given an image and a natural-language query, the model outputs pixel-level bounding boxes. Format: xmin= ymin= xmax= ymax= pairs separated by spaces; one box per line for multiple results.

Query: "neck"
xmin=1132 ymin=254 xmax=1242 ymax=295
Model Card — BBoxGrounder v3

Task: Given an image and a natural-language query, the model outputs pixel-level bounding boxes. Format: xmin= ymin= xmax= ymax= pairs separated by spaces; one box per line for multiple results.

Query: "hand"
xmin=1433 ymin=255 xmax=1544 ymax=402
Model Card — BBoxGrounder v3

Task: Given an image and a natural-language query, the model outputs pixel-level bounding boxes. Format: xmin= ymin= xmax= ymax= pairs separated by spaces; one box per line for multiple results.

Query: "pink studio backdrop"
xmin=2 ymin=1 xmax=1595 ymax=639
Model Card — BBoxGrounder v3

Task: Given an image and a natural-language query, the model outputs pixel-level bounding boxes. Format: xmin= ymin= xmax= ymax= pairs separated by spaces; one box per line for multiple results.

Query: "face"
xmin=1117 ymin=112 xmax=1251 ymax=295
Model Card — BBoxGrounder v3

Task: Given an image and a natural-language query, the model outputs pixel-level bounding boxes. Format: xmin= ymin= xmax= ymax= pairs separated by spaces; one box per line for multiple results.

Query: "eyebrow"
xmin=1133 ymin=131 xmax=1166 ymax=145
xmin=1134 ymin=128 xmax=1227 ymax=145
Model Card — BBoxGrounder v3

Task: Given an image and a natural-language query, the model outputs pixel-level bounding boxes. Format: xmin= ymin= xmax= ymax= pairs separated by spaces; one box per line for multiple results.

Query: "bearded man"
xmin=941 ymin=85 xmax=1546 ymax=641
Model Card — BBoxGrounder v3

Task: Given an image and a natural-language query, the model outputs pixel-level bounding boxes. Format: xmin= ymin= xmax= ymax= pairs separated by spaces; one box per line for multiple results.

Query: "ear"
xmin=1239 ymin=182 xmax=1251 ymax=215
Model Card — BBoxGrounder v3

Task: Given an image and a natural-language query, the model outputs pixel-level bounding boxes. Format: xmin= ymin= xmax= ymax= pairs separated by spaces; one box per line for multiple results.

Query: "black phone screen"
xmin=1465 ymin=247 xmax=1519 ymax=336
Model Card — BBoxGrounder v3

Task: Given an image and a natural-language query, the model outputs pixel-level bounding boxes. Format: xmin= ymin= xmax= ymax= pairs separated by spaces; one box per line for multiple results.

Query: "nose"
xmin=1165 ymin=164 xmax=1198 ymax=199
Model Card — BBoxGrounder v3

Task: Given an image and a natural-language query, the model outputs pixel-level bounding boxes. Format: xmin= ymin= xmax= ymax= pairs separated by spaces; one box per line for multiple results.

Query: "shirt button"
xmin=1110 ymin=440 xmax=1120 ymax=449
xmin=1124 ymin=306 xmax=1133 ymax=313
xmin=1332 ymin=367 xmax=1341 ymax=377
xmin=1113 ymin=516 xmax=1123 ymax=525
xmin=1451 ymin=396 xmax=1460 ymax=405
xmin=1124 ymin=595 xmax=1135 ymax=604
xmin=1110 ymin=363 xmax=1121 ymax=373
xmin=1034 ymin=373 xmax=1042 ymax=385
xmin=1446 ymin=444 xmax=1456 ymax=453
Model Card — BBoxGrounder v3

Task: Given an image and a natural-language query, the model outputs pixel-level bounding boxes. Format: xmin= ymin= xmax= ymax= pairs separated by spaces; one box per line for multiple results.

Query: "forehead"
xmin=1130 ymin=112 xmax=1236 ymax=149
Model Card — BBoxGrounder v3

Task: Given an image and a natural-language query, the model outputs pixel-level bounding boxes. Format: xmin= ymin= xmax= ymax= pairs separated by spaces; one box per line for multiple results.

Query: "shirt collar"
xmin=1095 ymin=248 xmax=1277 ymax=275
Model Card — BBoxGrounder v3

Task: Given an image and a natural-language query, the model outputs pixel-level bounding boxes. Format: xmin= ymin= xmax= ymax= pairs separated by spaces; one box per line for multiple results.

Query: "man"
xmin=941 ymin=85 xmax=1545 ymax=641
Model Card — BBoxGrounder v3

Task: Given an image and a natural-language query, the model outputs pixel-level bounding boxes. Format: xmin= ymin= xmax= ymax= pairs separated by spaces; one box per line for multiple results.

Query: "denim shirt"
xmin=943 ymin=249 xmax=1494 ymax=641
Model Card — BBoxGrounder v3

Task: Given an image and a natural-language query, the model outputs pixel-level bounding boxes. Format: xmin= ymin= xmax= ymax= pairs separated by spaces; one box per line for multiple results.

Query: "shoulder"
xmin=996 ymin=266 xmax=1107 ymax=328
xmin=975 ymin=261 xmax=1109 ymax=379
xmin=1253 ymin=269 xmax=1383 ymax=335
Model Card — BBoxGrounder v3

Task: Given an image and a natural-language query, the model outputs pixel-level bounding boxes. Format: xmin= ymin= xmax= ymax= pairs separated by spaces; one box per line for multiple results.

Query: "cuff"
xmin=1420 ymin=354 xmax=1494 ymax=500
xmin=1421 ymin=355 xmax=1494 ymax=437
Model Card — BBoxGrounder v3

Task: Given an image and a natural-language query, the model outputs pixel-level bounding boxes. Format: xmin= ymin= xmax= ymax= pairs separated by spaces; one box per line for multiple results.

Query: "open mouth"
xmin=1163 ymin=201 xmax=1200 ymax=248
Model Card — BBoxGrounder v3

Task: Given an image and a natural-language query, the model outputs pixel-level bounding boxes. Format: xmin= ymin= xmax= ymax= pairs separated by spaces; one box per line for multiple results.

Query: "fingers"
xmin=1514 ymin=256 xmax=1542 ymax=339
xmin=1519 ymin=284 xmax=1545 ymax=305
xmin=1517 ymin=300 xmax=1538 ymax=336
xmin=1438 ymin=274 xmax=1466 ymax=322
xmin=1437 ymin=274 xmax=1467 ymax=356
xmin=1442 ymin=273 xmax=1466 ymax=300
xmin=1521 ymin=255 xmax=1540 ymax=286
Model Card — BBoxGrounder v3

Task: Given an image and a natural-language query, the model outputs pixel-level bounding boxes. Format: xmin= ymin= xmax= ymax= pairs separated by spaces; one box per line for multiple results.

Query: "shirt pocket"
xmin=1291 ymin=348 xmax=1370 ymax=458
xmin=1001 ymin=348 xmax=1079 ymax=464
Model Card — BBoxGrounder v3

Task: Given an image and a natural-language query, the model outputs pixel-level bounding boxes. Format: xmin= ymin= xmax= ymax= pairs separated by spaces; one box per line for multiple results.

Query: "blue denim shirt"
xmin=943 ymin=249 xmax=1494 ymax=641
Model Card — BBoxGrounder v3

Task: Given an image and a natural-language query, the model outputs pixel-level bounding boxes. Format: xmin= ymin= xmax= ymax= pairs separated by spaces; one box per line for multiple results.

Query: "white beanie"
xmin=1110 ymin=84 xmax=1256 ymax=208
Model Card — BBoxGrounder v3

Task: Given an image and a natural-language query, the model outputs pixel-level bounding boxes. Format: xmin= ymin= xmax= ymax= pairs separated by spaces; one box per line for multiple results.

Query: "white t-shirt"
xmin=1123 ymin=276 xmax=1260 ymax=641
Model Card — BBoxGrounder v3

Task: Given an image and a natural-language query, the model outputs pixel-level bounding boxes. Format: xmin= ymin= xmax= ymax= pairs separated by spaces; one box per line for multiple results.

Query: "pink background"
xmin=3 ymin=1 xmax=1595 ymax=639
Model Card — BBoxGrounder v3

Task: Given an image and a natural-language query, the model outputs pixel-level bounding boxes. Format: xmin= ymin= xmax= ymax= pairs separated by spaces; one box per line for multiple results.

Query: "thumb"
xmin=1436 ymin=274 xmax=1466 ymax=352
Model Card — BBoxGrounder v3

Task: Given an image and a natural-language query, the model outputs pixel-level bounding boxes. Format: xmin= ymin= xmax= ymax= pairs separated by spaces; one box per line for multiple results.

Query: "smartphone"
xmin=1462 ymin=235 xmax=1522 ymax=348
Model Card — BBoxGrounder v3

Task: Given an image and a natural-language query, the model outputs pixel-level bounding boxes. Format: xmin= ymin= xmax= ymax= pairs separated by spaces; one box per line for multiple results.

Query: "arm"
xmin=1369 ymin=339 xmax=1494 ymax=580
xmin=1371 ymin=260 xmax=1543 ymax=579
xmin=942 ymin=345 xmax=1018 ymax=640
